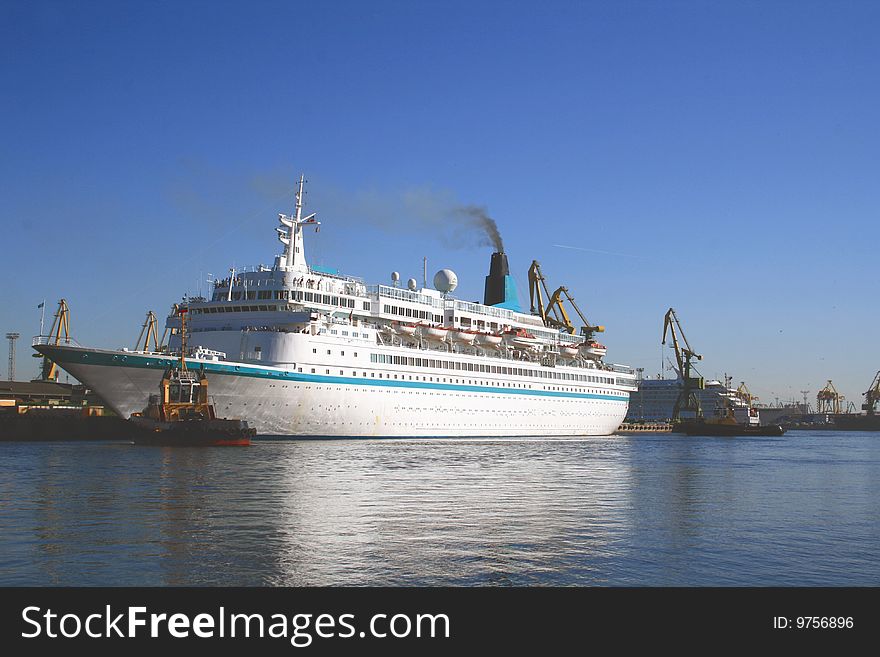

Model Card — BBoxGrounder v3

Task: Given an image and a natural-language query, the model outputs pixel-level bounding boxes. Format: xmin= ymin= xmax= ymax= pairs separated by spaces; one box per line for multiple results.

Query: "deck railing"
xmin=32 ymin=335 xmax=83 ymax=348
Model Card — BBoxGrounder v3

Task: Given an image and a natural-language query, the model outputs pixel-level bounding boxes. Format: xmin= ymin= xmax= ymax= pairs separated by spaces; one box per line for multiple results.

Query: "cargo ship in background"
xmin=625 ymin=375 xmax=785 ymax=436
xmin=833 ymin=414 xmax=880 ymax=430
xmin=34 ymin=176 xmax=636 ymax=437
xmin=626 ymin=376 xmax=751 ymax=423
xmin=832 ymin=371 xmax=880 ymax=430
xmin=622 ymin=307 xmax=785 ymax=434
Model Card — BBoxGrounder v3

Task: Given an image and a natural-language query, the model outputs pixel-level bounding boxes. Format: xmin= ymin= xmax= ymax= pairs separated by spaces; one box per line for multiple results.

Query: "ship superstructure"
xmin=35 ymin=176 xmax=636 ymax=437
xmin=626 ymin=376 xmax=750 ymax=423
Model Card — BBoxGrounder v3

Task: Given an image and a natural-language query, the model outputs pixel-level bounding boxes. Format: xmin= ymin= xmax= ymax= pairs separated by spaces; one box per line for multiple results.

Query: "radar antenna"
xmin=277 ymin=174 xmax=320 ymax=272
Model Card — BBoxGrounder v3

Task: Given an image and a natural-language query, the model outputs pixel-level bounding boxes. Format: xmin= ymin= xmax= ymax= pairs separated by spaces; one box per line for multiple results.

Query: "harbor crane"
xmin=38 ymin=299 xmax=71 ymax=382
xmin=737 ymin=381 xmax=758 ymax=408
xmin=662 ymin=307 xmax=705 ymax=421
xmin=861 ymin=371 xmax=880 ymax=415
xmin=816 ymin=380 xmax=843 ymax=414
xmin=527 ymin=260 xmax=604 ymax=340
xmin=134 ymin=311 xmax=163 ymax=353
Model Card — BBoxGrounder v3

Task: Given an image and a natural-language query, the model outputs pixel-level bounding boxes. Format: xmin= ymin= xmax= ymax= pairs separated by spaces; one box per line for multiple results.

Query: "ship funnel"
xmin=483 ymin=251 xmax=521 ymax=311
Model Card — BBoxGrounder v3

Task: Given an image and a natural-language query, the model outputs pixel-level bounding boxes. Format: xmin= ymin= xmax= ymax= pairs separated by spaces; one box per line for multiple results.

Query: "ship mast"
xmin=178 ymin=306 xmax=188 ymax=371
xmin=278 ymin=174 xmax=320 ymax=272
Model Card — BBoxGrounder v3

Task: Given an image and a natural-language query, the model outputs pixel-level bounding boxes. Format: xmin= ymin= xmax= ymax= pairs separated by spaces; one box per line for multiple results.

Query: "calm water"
xmin=1 ymin=431 xmax=878 ymax=586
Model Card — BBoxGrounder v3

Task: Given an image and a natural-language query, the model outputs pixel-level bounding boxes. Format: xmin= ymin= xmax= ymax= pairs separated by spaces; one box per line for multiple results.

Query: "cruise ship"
xmin=34 ymin=176 xmax=637 ymax=437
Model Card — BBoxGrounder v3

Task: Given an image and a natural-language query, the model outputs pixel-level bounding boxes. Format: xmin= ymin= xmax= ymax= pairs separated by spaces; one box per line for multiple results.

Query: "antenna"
xmin=178 ymin=306 xmax=188 ymax=371
xmin=277 ymin=174 xmax=320 ymax=272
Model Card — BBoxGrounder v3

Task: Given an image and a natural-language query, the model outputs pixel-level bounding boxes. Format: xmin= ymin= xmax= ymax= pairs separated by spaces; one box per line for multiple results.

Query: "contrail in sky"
xmin=552 ymin=244 xmax=644 ymax=259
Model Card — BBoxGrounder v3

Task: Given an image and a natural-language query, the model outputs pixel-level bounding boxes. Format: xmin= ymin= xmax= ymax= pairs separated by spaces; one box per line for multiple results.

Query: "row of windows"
xmin=190 ymin=304 xmax=284 ymax=314
xmin=210 ymin=289 xmax=371 ymax=310
xmin=212 ymin=290 xmax=289 ymax=301
xmin=447 ymin=316 xmax=503 ymax=331
xmin=368 ymin=352 xmax=615 ymax=384
xmin=375 ymin=285 xmax=443 ymax=308
xmin=454 ymin=299 xmax=516 ymax=321
xmin=328 ymin=330 xmax=370 ymax=338
xmin=313 ymin=349 xmax=625 ymax=389
xmin=292 ymin=291 xmax=359 ymax=308
xmin=304 ymin=368 xmax=622 ymax=394
xmin=382 ymin=304 xmax=442 ymax=322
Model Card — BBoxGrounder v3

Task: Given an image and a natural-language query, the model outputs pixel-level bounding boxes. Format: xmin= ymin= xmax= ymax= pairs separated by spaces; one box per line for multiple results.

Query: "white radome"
xmin=433 ymin=269 xmax=458 ymax=293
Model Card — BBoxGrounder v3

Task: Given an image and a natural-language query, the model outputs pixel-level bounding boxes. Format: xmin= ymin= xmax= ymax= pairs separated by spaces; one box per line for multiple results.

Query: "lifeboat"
xmin=559 ymin=344 xmax=580 ymax=358
xmin=581 ymin=341 xmax=607 ymax=359
xmin=395 ymin=322 xmax=419 ymax=338
xmin=422 ymin=325 xmax=449 ymax=342
xmin=450 ymin=329 xmax=477 ymax=345
xmin=504 ymin=328 xmax=541 ymax=351
xmin=476 ymin=332 xmax=503 ymax=347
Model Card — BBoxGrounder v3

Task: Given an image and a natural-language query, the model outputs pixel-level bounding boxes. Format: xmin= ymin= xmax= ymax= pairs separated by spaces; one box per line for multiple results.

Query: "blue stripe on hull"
xmin=40 ymin=345 xmax=629 ymax=402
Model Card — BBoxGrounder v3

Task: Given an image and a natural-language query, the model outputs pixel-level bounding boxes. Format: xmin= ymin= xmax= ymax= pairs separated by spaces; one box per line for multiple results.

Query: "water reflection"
xmin=1 ymin=432 xmax=878 ymax=585
xmin=267 ymin=438 xmax=635 ymax=585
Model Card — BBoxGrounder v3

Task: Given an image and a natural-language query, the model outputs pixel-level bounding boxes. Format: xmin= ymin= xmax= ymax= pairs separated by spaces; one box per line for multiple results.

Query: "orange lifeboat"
xmin=581 ymin=341 xmax=607 ymax=359
xmin=504 ymin=328 xmax=541 ymax=351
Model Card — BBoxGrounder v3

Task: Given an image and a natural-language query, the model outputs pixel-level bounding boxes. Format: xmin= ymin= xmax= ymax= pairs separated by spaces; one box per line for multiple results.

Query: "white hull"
xmin=48 ymin=347 xmax=629 ymax=437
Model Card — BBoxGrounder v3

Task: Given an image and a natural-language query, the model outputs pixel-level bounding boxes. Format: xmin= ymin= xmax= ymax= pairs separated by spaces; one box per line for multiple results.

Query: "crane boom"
xmin=737 ymin=381 xmax=757 ymax=408
xmin=527 ymin=260 xmax=604 ymax=339
xmin=135 ymin=311 xmax=161 ymax=352
xmin=40 ymin=299 xmax=71 ymax=382
xmin=528 ymin=260 xmax=550 ymax=324
xmin=862 ymin=371 xmax=880 ymax=415
xmin=661 ymin=307 xmax=704 ymax=421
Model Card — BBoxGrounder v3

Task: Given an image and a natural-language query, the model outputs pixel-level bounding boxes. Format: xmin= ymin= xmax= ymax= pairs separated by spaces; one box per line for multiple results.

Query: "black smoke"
xmin=453 ymin=205 xmax=504 ymax=253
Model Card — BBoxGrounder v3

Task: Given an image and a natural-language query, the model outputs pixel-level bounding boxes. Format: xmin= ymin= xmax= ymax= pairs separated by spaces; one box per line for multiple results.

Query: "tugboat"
xmin=127 ymin=307 xmax=254 ymax=446
xmin=677 ymin=404 xmax=785 ymax=437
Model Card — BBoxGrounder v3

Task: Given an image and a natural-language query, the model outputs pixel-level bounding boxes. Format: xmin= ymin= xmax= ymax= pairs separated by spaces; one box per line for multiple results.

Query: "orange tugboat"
xmin=127 ymin=307 xmax=254 ymax=446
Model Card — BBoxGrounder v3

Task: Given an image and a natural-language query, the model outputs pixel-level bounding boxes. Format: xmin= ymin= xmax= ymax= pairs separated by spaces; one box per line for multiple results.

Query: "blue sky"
xmin=1 ymin=0 xmax=877 ymax=407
